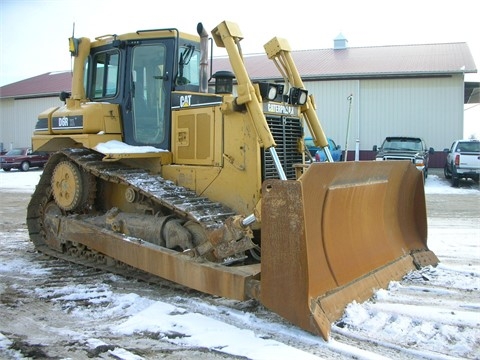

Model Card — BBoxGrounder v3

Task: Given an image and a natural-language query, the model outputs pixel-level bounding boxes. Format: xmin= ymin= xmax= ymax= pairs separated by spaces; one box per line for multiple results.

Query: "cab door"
xmin=123 ymin=40 xmax=175 ymax=149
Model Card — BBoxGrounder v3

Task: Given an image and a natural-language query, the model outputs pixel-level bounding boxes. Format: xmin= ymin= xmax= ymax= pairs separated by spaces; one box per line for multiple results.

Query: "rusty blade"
xmin=260 ymin=161 xmax=438 ymax=340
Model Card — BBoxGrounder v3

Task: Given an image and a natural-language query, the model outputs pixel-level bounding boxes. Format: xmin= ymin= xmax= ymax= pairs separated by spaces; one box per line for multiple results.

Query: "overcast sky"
xmin=1 ymin=0 xmax=479 ymax=87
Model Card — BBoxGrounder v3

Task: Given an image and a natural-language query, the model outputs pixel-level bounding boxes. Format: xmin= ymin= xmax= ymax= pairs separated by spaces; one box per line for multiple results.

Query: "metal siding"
xmin=0 ymin=97 xmax=62 ymax=149
xmin=305 ymin=76 xmax=463 ymax=153
xmin=360 ymin=76 xmax=463 ymax=150
xmin=304 ymin=80 xmax=359 ymax=152
xmin=0 ymin=99 xmax=16 ymax=150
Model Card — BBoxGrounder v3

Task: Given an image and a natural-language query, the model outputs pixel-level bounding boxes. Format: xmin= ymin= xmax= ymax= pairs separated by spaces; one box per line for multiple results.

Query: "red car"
xmin=0 ymin=147 xmax=50 ymax=172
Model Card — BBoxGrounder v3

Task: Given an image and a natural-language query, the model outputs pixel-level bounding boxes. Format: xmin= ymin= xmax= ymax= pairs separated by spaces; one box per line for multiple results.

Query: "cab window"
xmin=175 ymin=44 xmax=200 ymax=87
xmin=91 ymin=51 xmax=119 ymax=99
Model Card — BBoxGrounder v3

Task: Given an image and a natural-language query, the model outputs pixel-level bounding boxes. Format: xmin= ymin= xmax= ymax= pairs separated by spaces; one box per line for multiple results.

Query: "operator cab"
xmin=85 ymin=31 xmax=201 ymax=150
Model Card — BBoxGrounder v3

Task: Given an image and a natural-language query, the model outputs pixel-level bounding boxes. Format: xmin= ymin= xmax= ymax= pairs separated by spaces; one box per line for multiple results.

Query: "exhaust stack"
xmin=197 ymin=23 xmax=209 ymax=93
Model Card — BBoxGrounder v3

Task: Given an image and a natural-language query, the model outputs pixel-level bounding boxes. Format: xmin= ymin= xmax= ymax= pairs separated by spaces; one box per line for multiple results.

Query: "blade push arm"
xmin=264 ymin=38 xmax=334 ymax=162
xmin=211 ymin=21 xmax=286 ymax=179
xmin=211 ymin=21 xmax=276 ymax=150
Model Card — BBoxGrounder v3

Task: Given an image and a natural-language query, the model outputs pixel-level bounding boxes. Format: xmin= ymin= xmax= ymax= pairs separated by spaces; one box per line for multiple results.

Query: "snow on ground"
xmin=0 ymin=169 xmax=42 ymax=192
xmin=424 ymin=171 xmax=478 ymax=195
xmin=0 ymin=168 xmax=479 ymax=359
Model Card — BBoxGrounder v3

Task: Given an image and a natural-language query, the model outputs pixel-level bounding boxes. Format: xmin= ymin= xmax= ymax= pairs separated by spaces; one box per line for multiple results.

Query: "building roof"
xmin=0 ymin=71 xmax=72 ymax=99
xmin=0 ymin=42 xmax=477 ymax=99
xmin=211 ymin=42 xmax=477 ymax=80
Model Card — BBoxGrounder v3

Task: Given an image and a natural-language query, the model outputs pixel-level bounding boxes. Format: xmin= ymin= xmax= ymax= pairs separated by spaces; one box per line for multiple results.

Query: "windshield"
xmin=304 ymin=138 xmax=315 ymax=148
xmin=5 ymin=148 xmax=25 ymax=156
xmin=456 ymin=141 xmax=480 ymax=152
xmin=383 ymin=138 xmax=422 ymax=151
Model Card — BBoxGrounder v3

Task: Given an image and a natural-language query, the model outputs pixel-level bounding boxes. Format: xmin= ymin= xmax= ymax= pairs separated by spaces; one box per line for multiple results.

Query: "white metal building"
xmin=0 ymin=71 xmax=69 ymax=152
xmin=0 ymin=97 xmax=64 ymax=151
xmin=303 ymin=76 xmax=465 ymax=159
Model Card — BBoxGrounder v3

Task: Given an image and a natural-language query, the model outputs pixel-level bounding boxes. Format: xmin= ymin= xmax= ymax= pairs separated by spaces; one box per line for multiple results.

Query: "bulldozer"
xmin=27 ymin=20 xmax=439 ymax=340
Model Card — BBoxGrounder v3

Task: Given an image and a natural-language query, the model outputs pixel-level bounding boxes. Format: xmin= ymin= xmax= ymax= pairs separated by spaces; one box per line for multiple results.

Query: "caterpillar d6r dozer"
xmin=27 ymin=20 xmax=439 ymax=340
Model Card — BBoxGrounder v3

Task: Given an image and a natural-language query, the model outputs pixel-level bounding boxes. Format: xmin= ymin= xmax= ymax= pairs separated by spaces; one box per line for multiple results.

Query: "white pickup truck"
xmin=443 ymin=139 xmax=480 ymax=186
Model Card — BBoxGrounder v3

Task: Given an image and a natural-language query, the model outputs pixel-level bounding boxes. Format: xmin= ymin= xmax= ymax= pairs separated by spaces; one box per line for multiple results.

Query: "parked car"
xmin=443 ymin=139 xmax=480 ymax=186
xmin=304 ymin=137 xmax=319 ymax=158
xmin=373 ymin=136 xmax=434 ymax=179
xmin=304 ymin=137 xmax=342 ymax=162
xmin=315 ymin=138 xmax=342 ymax=162
xmin=0 ymin=147 xmax=50 ymax=172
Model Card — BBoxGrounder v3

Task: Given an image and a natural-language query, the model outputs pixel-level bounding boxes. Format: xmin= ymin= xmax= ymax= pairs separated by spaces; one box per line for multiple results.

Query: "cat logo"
xmin=180 ymin=95 xmax=192 ymax=107
xmin=266 ymin=103 xmax=295 ymax=115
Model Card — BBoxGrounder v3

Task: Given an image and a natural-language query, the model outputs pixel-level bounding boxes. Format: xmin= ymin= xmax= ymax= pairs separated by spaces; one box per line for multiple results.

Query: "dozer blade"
xmin=260 ymin=161 xmax=439 ymax=340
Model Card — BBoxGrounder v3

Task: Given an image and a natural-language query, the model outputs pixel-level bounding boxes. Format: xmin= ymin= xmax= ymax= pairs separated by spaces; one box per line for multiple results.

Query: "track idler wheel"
xmin=51 ymin=160 xmax=93 ymax=212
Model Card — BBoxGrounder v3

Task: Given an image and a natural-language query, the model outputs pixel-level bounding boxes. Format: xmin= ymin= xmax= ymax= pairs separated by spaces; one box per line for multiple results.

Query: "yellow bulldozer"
xmin=27 ymin=20 xmax=438 ymax=340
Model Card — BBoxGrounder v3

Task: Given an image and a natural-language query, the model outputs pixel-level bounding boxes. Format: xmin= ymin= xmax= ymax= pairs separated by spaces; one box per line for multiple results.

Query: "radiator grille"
xmin=263 ymin=115 xmax=303 ymax=180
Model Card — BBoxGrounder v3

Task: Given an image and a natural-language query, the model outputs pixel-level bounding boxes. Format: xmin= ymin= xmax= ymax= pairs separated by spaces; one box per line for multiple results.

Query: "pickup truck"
xmin=443 ymin=139 xmax=480 ymax=186
xmin=373 ymin=136 xmax=434 ymax=180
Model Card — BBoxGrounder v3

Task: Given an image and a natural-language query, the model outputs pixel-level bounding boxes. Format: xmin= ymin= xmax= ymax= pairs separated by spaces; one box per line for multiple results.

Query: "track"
xmin=27 ymin=147 xmax=236 ymax=241
xmin=26 ymin=148 xmax=257 ymax=271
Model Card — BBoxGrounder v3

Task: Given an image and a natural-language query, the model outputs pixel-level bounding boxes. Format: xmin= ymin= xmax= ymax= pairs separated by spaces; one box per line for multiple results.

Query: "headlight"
xmin=212 ymin=71 xmax=235 ymax=94
xmin=375 ymin=157 xmax=383 ymax=161
xmin=288 ymin=87 xmax=308 ymax=105
xmin=414 ymin=158 xmax=424 ymax=165
xmin=258 ymin=82 xmax=283 ymax=101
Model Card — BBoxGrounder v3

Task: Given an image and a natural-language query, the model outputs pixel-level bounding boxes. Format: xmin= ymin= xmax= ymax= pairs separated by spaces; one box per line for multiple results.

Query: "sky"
xmin=0 ymin=167 xmax=479 ymax=359
xmin=1 ymin=0 xmax=479 ymax=138
xmin=1 ymin=0 xmax=479 ymax=87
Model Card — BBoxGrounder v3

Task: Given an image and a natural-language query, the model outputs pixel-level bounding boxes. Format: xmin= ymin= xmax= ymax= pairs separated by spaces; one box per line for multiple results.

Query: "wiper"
xmin=177 ymin=45 xmax=195 ymax=85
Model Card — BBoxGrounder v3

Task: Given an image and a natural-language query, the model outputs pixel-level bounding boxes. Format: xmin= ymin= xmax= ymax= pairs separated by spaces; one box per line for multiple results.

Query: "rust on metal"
xmin=55 ymin=214 xmax=261 ymax=301
xmin=261 ymin=161 xmax=438 ymax=340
